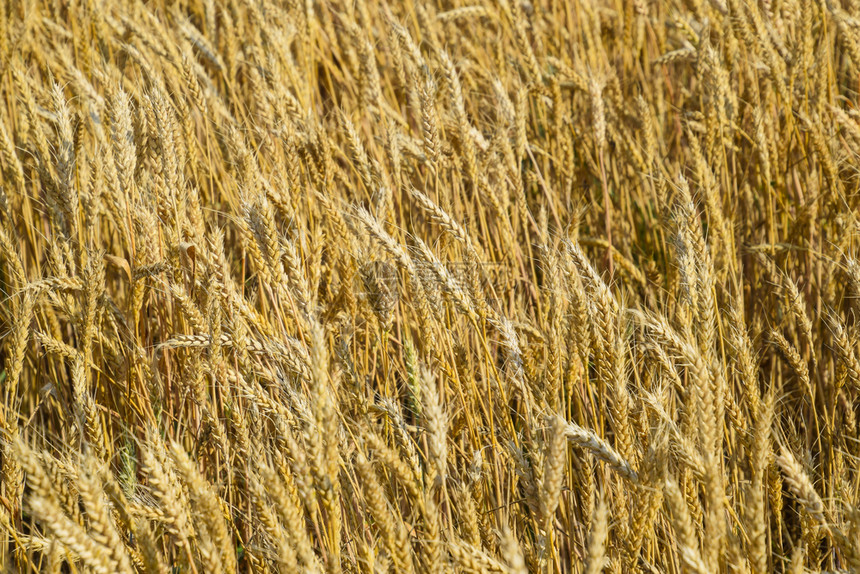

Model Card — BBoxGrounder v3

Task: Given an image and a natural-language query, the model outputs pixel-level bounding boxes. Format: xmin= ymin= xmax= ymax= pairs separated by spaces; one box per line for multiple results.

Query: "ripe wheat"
xmin=1 ymin=0 xmax=859 ymax=572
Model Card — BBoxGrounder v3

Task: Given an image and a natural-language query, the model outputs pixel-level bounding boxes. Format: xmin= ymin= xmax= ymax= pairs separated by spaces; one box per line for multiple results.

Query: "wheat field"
xmin=1 ymin=0 xmax=859 ymax=572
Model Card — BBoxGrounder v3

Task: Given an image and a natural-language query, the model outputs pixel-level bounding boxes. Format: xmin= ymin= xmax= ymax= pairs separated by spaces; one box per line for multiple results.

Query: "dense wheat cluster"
xmin=4 ymin=0 xmax=860 ymax=571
